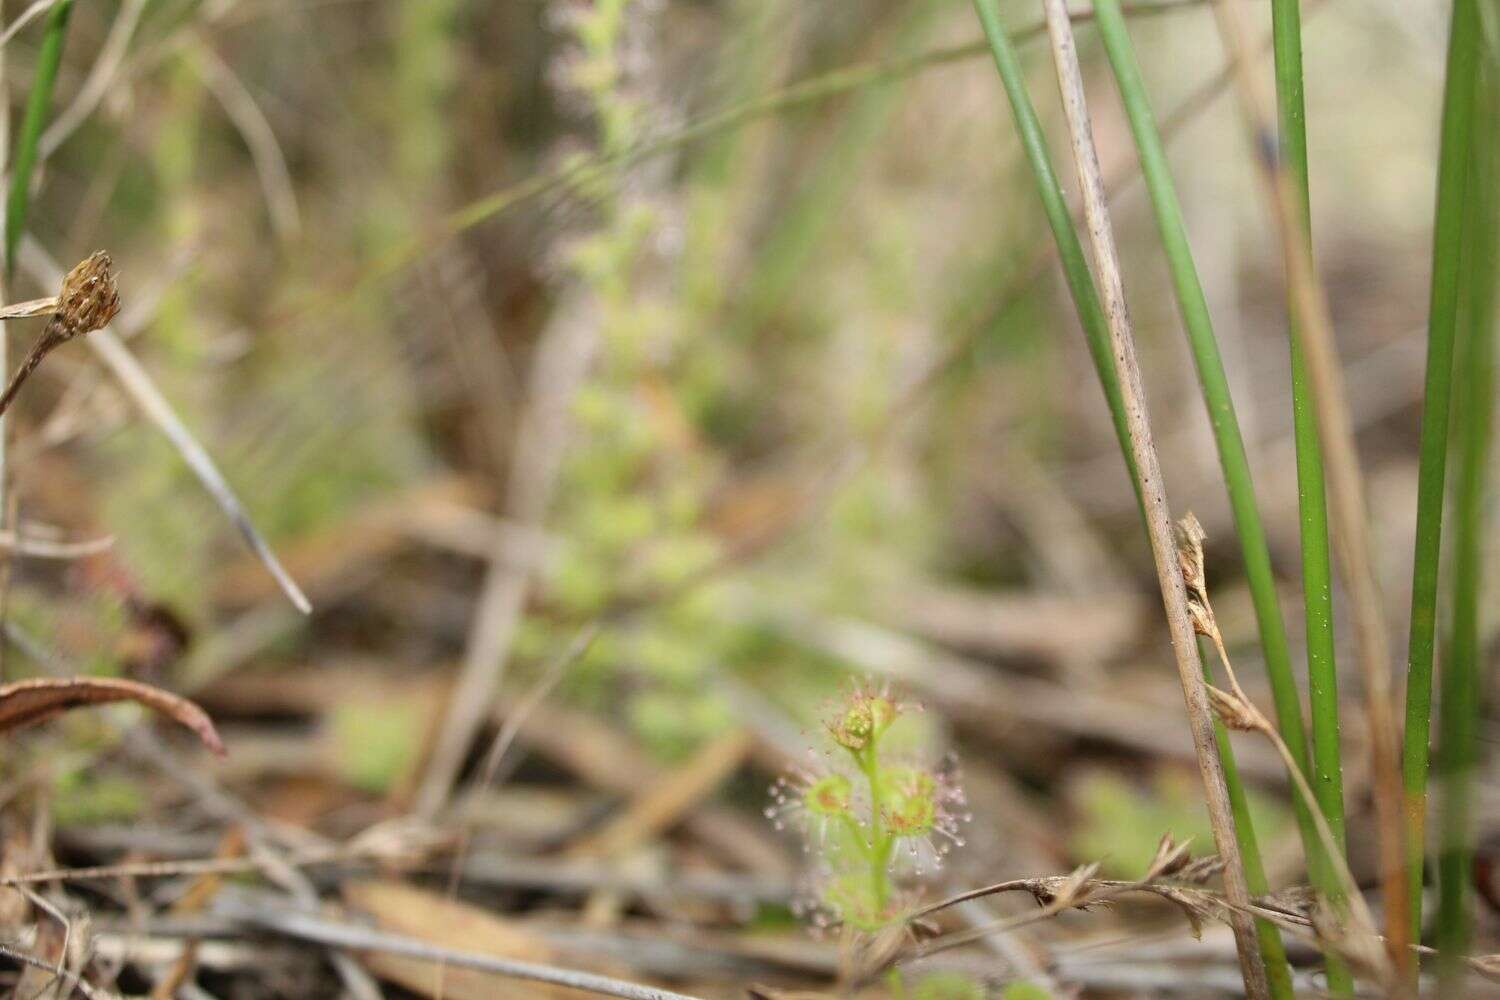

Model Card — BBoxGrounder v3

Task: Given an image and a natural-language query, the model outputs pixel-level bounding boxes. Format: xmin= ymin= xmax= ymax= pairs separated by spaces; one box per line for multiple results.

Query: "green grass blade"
xmin=1207 ymin=645 xmax=1295 ymax=1000
xmin=1085 ymin=7 xmax=1315 ymax=993
xmin=1403 ymin=0 xmax=1481 ymax=941
xmin=5 ymin=0 xmax=74 ymax=275
xmin=1436 ymin=53 xmax=1497 ymax=989
xmin=968 ymin=0 xmax=1138 ymax=496
xmin=970 ymin=3 xmax=1285 ymax=991
xmin=1265 ymin=0 xmax=1354 ymax=990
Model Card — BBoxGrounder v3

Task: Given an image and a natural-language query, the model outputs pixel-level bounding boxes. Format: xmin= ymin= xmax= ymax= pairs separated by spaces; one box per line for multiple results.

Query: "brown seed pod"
xmin=0 ymin=251 xmax=121 ymax=417
xmin=53 ymin=250 xmax=121 ymax=339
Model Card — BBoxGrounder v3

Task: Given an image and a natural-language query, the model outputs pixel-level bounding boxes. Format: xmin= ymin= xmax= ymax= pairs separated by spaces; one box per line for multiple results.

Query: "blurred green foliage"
xmin=1069 ymin=768 xmax=1292 ymax=880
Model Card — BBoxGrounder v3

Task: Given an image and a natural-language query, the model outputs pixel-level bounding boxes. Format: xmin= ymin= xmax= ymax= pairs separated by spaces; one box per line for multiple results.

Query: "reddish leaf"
xmin=0 ymin=676 xmax=224 ymax=755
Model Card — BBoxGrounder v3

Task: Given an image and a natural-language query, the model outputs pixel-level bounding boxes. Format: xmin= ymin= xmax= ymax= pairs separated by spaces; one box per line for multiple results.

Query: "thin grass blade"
xmin=1435 ymin=50 xmax=1498 ymax=989
xmin=18 ymin=238 xmax=311 ymax=614
xmin=1086 ymin=5 xmax=1325 ymax=992
xmin=1403 ymin=0 xmax=1481 ymax=942
xmin=4 ymin=0 xmax=71 ymax=274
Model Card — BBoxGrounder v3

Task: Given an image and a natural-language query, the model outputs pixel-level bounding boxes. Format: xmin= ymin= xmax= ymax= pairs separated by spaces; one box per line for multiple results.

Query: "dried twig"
xmin=1035 ymin=1 xmax=1266 ymax=994
xmin=414 ymin=291 xmax=599 ymax=816
xmin=216 ymin=893 xmax=708 ymax=1000
xmin=37 ymin=0 xmax=146 ymax=158
xmin=189 ymin=34 xmax=300 ymax=242
xmin=0 ymin=941 xmax=112 ymax=1000
xmin=908 ymin=837 xmax=1227 ymax=964
xmin=1207 ymin=0 xmax=1411 ymax=981
xmin=18 ymin=238 xmax=311 ymax=614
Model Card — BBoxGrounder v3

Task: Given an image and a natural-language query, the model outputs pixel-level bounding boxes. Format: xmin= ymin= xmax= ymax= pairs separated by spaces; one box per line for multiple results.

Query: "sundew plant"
xmin=769 ymin=681 xmax=968 ymax=933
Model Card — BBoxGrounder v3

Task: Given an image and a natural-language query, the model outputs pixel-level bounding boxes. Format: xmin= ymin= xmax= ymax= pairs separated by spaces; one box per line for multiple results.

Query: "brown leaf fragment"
xmin=342 ymin=880 xmax=575 ymax=999
xmin=0 ymin=676 xmax=224 ymax=755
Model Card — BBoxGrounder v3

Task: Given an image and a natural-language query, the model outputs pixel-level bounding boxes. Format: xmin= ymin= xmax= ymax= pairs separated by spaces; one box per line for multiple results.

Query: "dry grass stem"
xmin=1037 ymin=1 xmax=1267 ymax=994
xmin=18 ymin=237 xmax=312 ymax=615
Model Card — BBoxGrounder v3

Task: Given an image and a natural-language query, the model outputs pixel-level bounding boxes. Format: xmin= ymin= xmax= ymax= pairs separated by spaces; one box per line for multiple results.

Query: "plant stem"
xmin=1209 ymin=0 xmax=1412 ymax=979
xmin=1206 ymin=645 xmax=1296 ymax=1000
xmin=968 ymin=0 xmax=1140 ymax=500
xmin=970 ymin=4 xmax=1272 ymax=993
xmin=860 ymin=746 xmax=892 ymax=911
xmin=4 ymin=0 xmax=72 ymax=276
xmin=1403 ymin=0 xmax=1480 ymax=945
xmin=1265 ymin=0 xmax=1354 ymax=988
xmin=1436 ymin=52 xmax=1497 ymax=991
xmin=1087 ymin=8 xmax=1323 ymax=992
xmin=1031 ymin=0 xmax=1267 ymax=992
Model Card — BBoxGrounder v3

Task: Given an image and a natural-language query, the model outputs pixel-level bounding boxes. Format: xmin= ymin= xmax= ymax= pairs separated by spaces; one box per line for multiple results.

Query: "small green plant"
xmin=768 ymin=681 xmax=967 ymax=934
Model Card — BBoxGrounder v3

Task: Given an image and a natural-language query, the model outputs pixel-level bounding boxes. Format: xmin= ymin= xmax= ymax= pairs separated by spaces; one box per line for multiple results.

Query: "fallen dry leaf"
xmin=0 ymin=676 xmax=224 ymax=754
xmin=342 ymin=880 xmax=575 ymax=999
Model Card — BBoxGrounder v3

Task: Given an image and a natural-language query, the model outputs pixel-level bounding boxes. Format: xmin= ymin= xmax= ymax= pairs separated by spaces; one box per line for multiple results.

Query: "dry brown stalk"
xmin=1207 ymin=0 xmax=1412 ymax=982
xmin=906 ymin=836 xmax=1231 ymax=964
xmin=1035 ymin=1 xmax=1266 ymax=994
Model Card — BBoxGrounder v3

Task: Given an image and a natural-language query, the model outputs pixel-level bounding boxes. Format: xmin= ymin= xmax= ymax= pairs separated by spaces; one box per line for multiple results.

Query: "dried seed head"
xmin=1206 ymin=683 xmax=1269 ymax=733
xmin=1174 ymin=512 xmax=1218 ymax=639
xmin=54 ymin=251 xmax=120 ymax=339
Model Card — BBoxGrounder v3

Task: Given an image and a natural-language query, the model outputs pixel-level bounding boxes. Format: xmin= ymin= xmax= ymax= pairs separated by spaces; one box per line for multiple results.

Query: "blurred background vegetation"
xmin=0 ymin=0 xmax=1489 ymax=996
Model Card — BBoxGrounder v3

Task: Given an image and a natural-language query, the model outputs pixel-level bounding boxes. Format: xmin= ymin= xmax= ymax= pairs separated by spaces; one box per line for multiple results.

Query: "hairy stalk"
xmin=4 ymin=0 xmax=72 ymax=275
xmin=1209 ymin=0 xmax=1411 ymax=979
xmin=1403 ymin=0 xmax=1481 ymax=943
xmin=1436 ymin=54 xmax=1497 ymax=990
xmin=1033 ymin=1 xmax=1267 ymax=993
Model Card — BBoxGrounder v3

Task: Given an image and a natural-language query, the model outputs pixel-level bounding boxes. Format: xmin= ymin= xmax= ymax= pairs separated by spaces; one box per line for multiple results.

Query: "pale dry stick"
xmin=215 ymin=894 xmax=707 ymax=1000
xmin=36 ymin=0 xmax=147 ymax=159
xmin=1209 ymin=0 xmax=1412 ymax=981
xmin=0 ymin=942 xmax=111 ymax=1000
xmin=909 ymin=839 xmax=1219 ymax=962
xmin=0 ymin=1 xmax=9 ymax=684
xmin=125 ymin=730 xmax=385 ymax=1000
xmin=17 ymin=238 xmax=312 ymax=614
xmin=432 ymin=623 xmax=600 ymax=1000
xmin=414 ymin=292 xmax=599 ymax=817
xmin=189 ymin=35 xmax=300 ymax=242
xmin=16 ymin=884 xmax=77 ymax=1000
xmin=1036 ymin=1 xmax=1267 ymax=995
xmin=0 ymin=529 xmax=112 ymax=558
xmin=0 ymin=0 xmax=61 ymax=48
